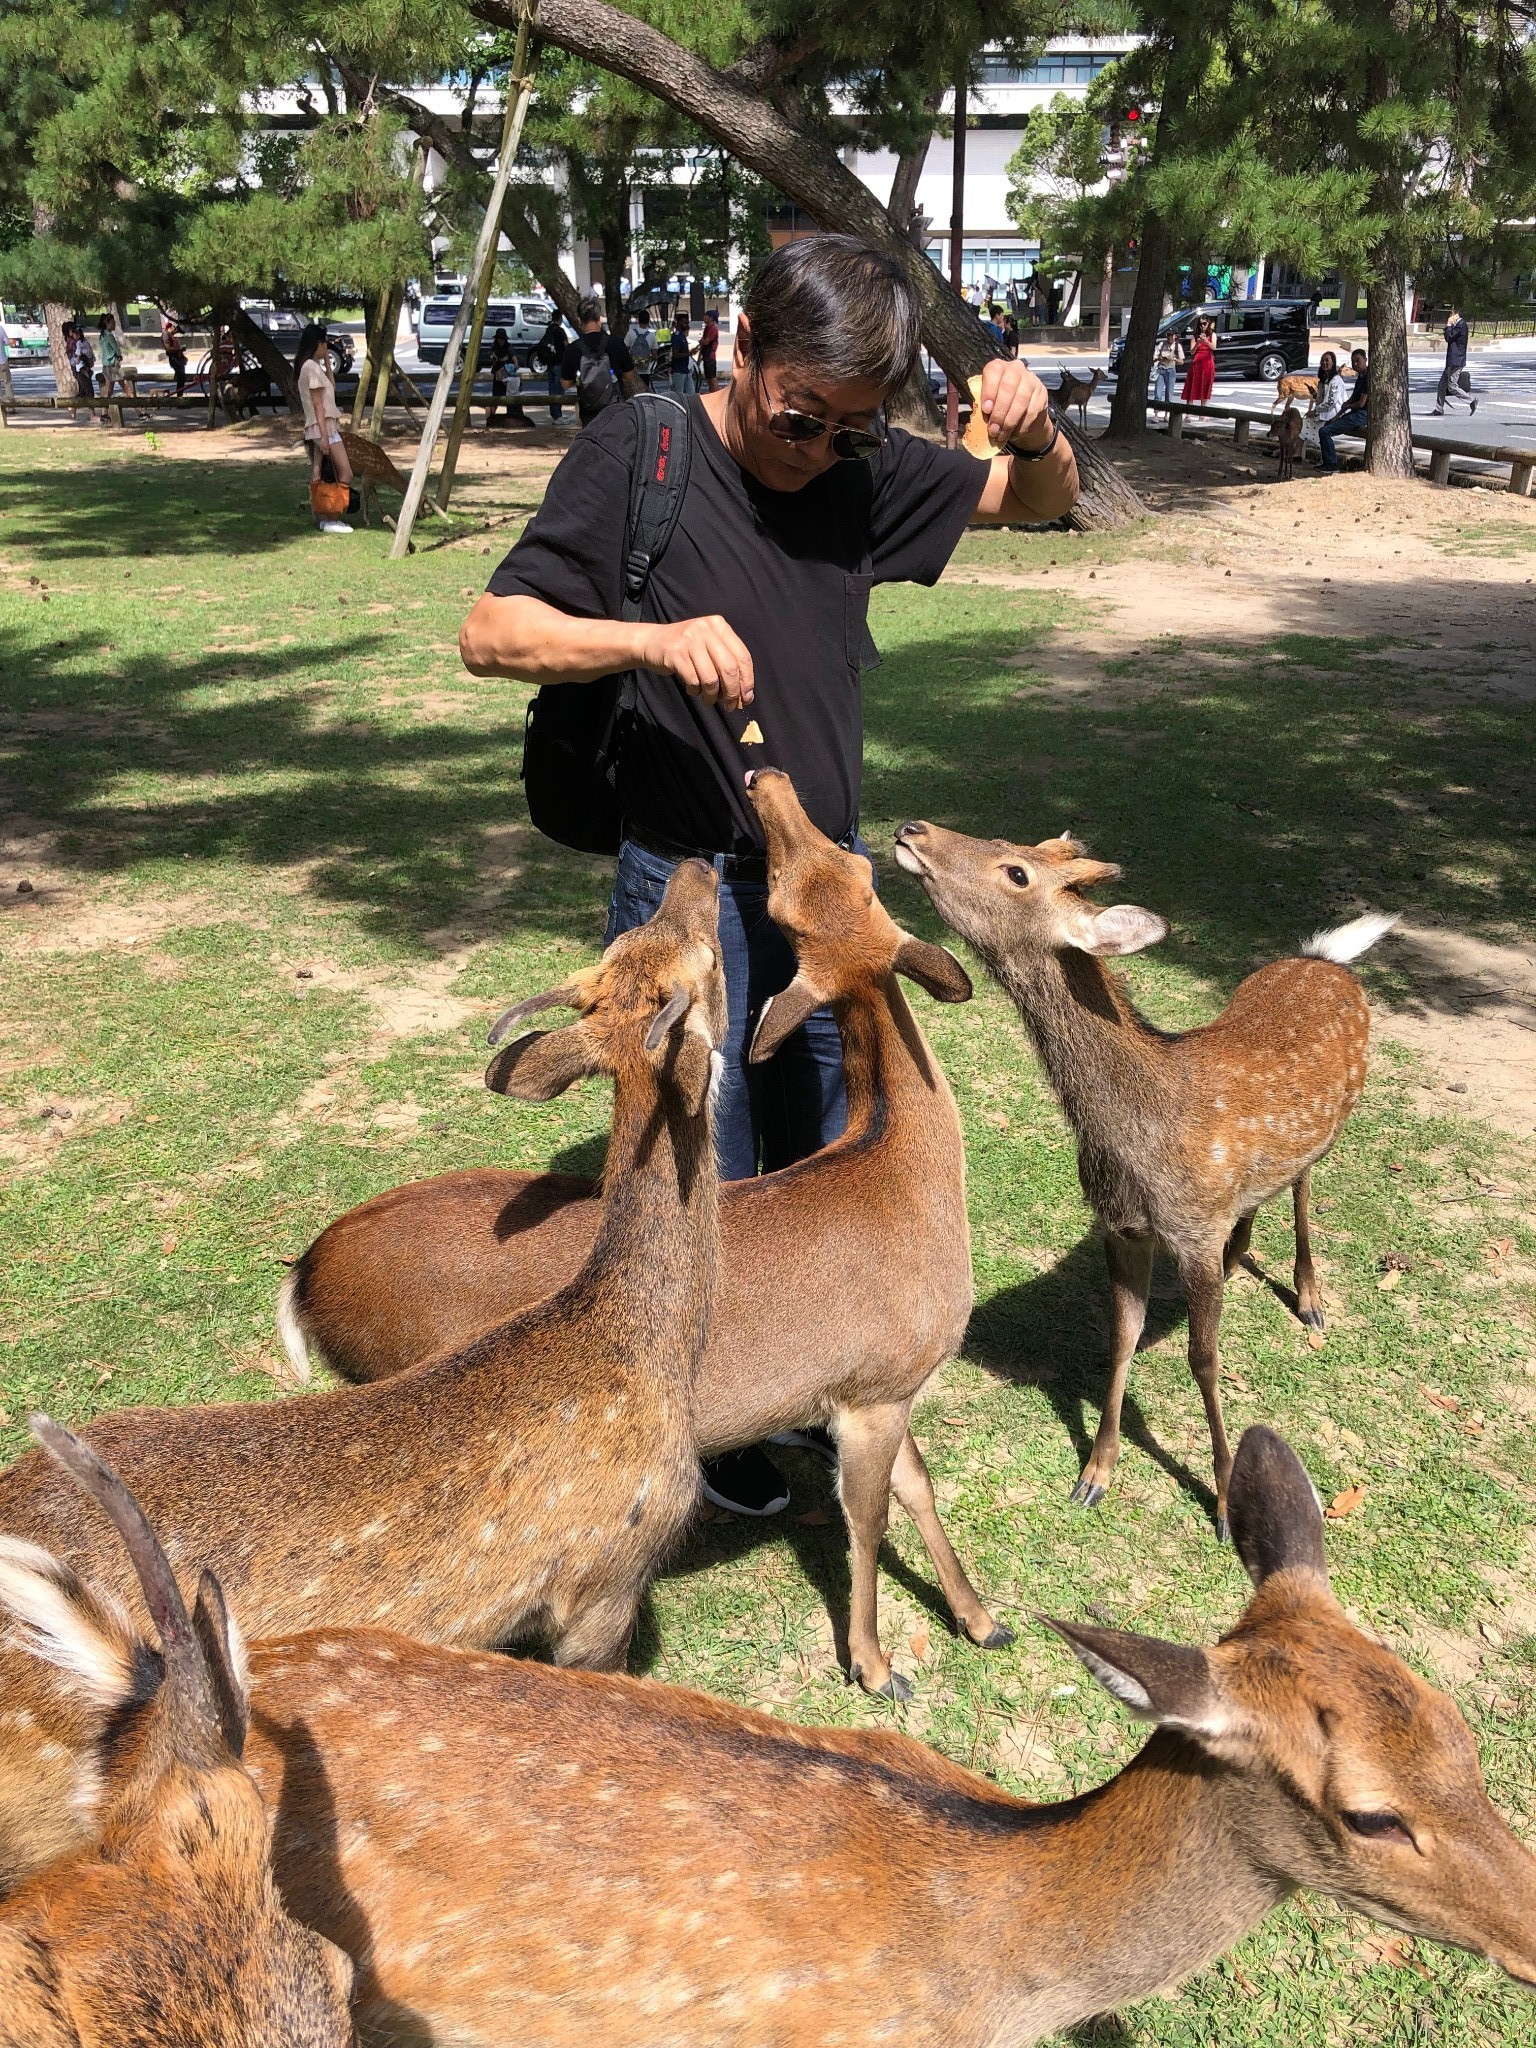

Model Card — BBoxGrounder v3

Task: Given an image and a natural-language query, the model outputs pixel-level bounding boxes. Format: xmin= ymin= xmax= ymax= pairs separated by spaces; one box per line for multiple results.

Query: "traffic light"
xmin=1124 ymin=104 xmax=1143 ymax=124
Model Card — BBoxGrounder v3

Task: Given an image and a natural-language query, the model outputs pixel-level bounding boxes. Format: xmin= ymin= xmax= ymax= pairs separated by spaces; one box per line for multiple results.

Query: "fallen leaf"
xmin=1422 ymin=1386 xmax=1461 ymax=1412
xmin=91 ymin=1365 xmax=114 ymax=1388
xmin=1307 ymin=1327 xmax=1326 ymax=1351
xmin=1325 ymin=1484 xmax=1367 ymax=1519
xmin=909 ymin=1627 xmax=931 ymax=1661
xmin=1386 ymin=1162 xmax=1405 ymax=1174
xmin=1377 ymin=1268 xmax=1403 ymax=1292
xmin=982 ymin=1109 xmax=1010 ymax=1130
xmin=1488 ymin=1238 xmax=1513 ymax=1260
xmin=941 ymin=1415 xmax=965 ymax=1427
xmin=793 ymin=1507 xmax=830 ymax=1527
xmin=1479 ymin=1619 xmax=1503 ymax=1646
xmin=1358 ymin=1933 xmax=1430 ymax=1978
xmin=160 ymin=1234 xmax=179 ymax=1255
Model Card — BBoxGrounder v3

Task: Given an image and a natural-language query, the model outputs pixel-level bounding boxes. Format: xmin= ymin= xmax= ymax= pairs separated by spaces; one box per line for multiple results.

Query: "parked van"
xmin=0 ymin=303 xmax=51 ymax=364
xmin=1109 ymin=298 xmax=1312 ymax=382
xmin=417 ymin=294 xmax=558 ymax=369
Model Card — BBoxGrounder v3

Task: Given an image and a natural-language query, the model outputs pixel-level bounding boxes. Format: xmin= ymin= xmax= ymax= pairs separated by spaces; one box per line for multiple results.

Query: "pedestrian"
xmin=1000 ymin=312 xmax=1021 ymax=359
xmin=561 ymin=297 xmax=636 ymax=426
xmin=1047 ymin=278 xmax=1064 ymax=325
xmin=1151 ymin=323 xmax=1181 ymax=412
xmin=1320 ymin=347 xmax=1369 ymax=471
xmin=460 ymin=233 xmax=1078 ymax=1516
xmin=486 ymin=327 xmax=513 ymax=428
xmin=624 ymin=306 xmax=656 ymax=388
xmin=983 ymin=303 xmax=1007 ymax=348
xmin=698 ymin=306 xmax=720 ymax=392
xmin=162 ymin=312 xmax=188 ymax=397
xmin=96 ymin=313 xmax=130 ymax=421
xmin=294 ymin=322 xmax=354 ymax=534
xmin=1310 ymin=350 xmax=1348 ymax=464
xmin=535 ymin=312 xmax=567 ymax=421
xmin=1432 ymin=305 xmax=1476 ymax=416
xmin=669 ymin=313 xmax=693 ymax=395
xmin=65 ymin=321 xmax=95 ymax=416
xmin=1181 ymin=315 xmax=1215 ymax=403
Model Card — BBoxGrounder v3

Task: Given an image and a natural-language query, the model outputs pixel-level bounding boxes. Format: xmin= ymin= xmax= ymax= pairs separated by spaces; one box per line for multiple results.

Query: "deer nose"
xmin=895 ymin=821 xmax=928 ymax=844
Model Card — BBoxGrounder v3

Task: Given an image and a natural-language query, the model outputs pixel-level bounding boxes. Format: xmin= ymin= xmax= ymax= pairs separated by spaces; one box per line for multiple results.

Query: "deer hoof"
xmin=875 ymin=1669 xmax=915 ymax=1703
xmin=1299 ymin=1304 xmax=1325 ymax=1331
xmin=977 ymin=1621 xmax=1016 ymax=1651
xmin=1215 ymin=1514 xmax=1231 ymax=1544
xmin=1069 ymin=1476 xmax=1107 ymax=1508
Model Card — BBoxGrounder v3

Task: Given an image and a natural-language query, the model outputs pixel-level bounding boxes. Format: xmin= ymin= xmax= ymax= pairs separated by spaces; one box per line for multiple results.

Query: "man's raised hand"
xmin=639 ymin=616 xmax=756 ymax=709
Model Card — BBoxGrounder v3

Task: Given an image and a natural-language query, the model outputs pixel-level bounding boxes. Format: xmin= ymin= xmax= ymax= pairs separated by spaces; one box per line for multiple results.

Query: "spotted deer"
xmin=1055 ymin=365 xmax=1101 ymax=429
xmin=0 ymin=861 xmax=725 ymax=1712
xmin=0 ymin=1419 xmax=354 ymax=2048
xmin=894 ymin=819 xmax=1396 ymax=1534
xmin=5 ymin=1427 xmax=1532 ymax=2045
xmin=275 ymin=767 xmax=1001 ymax=1698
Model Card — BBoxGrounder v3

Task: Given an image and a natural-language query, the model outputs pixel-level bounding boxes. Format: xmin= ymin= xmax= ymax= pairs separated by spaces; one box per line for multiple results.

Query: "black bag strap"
xmin=621 ymin=391 xmax=691 ymax=624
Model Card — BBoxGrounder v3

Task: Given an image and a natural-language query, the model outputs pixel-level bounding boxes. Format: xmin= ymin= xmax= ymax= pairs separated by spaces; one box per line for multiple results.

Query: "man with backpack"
xmin=462 ymin=236 xmax=1076 ymax=1515
xmin=561 ymin=297 xmax=636 ymax=426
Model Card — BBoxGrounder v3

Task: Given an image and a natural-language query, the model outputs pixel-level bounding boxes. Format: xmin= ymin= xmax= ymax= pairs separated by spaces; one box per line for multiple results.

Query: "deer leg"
xmin=834 ymin=1402 xmax=915 ymax=1702
xmin=1185 ymin=1258 xmax=1236 ymax=1541
xmin=550 ymin=1590 xmax=639 ymax=1674
xmin=1293 ymin=1166 xmax=1324 ymax=1329
xmin=1071 ymin=1229 xmax=1154 ymax=1509
xmin=1223 ymin=1211 xmax=1256 ymax=1278
xmin=890 ymin=1431 xmax=1012 ymax=1651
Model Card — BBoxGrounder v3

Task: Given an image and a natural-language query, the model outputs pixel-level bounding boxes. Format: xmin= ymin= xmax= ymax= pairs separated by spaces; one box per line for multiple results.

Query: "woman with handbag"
xmin=295 ymin=323 xmax=354 ymax=534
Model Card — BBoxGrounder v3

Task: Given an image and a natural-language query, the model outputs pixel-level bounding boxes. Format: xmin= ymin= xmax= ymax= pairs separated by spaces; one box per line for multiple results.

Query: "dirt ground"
xmin=28 ymin=409 xmax=1536 ymax=1136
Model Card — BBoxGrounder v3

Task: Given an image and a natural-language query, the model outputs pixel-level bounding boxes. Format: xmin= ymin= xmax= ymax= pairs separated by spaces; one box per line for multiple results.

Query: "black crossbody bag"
xmin=519 ymin=393 xmax=693 ymax=854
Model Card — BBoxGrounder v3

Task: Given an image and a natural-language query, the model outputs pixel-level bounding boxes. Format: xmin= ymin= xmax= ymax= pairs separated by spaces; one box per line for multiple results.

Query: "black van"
xmin=1108 ymin=299 xmax=1312 ymax=381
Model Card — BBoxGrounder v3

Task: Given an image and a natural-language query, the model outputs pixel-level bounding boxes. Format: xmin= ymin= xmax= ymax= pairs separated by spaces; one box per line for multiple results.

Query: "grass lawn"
xmin=2 ymin=428 xmax=1534 ymax=2045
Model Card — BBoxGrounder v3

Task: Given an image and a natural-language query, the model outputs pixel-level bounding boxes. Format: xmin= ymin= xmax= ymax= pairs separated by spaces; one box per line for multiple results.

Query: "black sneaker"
xmin=767 ymin=1426 xmax=839 ymax=1469
xmin=1470 ymin=399 xmax=1478 ymax=414
xmin=702 ymin=1446 xmax=790 ymax=1517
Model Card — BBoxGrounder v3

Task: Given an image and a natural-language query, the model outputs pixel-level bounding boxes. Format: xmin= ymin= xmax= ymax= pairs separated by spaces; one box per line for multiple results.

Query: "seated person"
xmin=1320 ymin=348 xmax=1369 ymax=472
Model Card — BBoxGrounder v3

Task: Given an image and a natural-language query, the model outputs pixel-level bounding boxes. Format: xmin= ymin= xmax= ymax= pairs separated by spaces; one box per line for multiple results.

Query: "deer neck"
xmin=973 ymin=1734 xmax=1287 ymax=2041
xmin=834 ymin=974 xmax=962 ymax=1156
xmin=580 ymin=1054 xmax=718 ymax=1367
xmin=993 ymin=945 xmax=1164 ymax=1145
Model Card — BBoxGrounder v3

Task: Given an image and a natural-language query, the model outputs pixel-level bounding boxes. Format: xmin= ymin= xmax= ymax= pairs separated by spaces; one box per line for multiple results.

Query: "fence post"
xmin=1508 ymin=461 xmax=1533 ymax=498
xmin=1428 ymin=447 xmax=1452 ymax=485
xmin=1233 ymin=416 xmax=1250 ymax=448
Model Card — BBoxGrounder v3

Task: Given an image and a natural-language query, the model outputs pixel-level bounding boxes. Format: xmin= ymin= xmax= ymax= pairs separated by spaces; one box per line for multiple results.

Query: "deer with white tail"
xmin=1 ymin=1425 xmax=1531 ymax=2045
xmin=894 ymin=818 xmax=1395 ymax=1535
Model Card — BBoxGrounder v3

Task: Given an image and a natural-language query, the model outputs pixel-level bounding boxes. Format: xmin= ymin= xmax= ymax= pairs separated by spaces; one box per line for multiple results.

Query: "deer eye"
xmin=1342 ymin=1810 xmax=1414 ymax=1846
xmin=1003 ymin=865 xmax=1030 ymax=889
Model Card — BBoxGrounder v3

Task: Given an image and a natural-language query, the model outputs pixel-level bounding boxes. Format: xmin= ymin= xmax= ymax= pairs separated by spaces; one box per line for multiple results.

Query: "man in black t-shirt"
xmin=463 ymin=236 xmax=1077 ymax=1513
xmin=561 ymin=296 xmax=636 ymax=424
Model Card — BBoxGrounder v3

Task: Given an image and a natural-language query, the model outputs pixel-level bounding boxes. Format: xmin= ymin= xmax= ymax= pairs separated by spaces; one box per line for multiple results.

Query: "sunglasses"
xmin=752 ymin=358 xmax=883 ymax=461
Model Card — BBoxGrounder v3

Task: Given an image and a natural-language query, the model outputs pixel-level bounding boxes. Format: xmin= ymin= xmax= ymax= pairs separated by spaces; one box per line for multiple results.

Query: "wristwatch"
xmin=1005 ymin=419 xmax=1061 ymax=462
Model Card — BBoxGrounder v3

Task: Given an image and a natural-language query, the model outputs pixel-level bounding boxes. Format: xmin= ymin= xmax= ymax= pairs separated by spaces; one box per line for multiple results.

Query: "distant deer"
xmin=1055 ymin=365 xmax=1101 ymax=429
xmin=7 ymin=1426 xmax=1534 ymax=2045
xmin=1271 ymin=372 xmax=1318 ymax=413
xmin=894 ymin=820 xmax=1396 ymax=1535
xmin=1271 ymin=403 xmax=1303 ymax=482
xmin=0 ymin=1419 xmax=354 ymax=2047
xmin=0 ymin=862 xmax=725 ymax=1690
xmin=276 ymin=768 xmax=1001 ymax=1699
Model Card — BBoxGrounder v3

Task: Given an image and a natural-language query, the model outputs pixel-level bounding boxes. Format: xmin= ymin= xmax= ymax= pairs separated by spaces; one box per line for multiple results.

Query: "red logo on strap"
xmin=655 ymin=423 xmax=670 ymax=483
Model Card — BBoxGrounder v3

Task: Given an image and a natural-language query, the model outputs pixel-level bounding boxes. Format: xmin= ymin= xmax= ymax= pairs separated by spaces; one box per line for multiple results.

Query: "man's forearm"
xmin=971 ymin=439 xmax=1080 ymax=526
xmin=460 ymin=593 xmax=645 ymax=682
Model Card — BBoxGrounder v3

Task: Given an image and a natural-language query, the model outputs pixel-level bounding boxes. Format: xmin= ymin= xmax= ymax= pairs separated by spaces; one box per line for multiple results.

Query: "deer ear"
xmin=1072 ymin=905 xmax=1169 ymax=958
xmin=486 ymin=985 xmax=582 ymax=1047
xmin=1043 ymin=1618 xmax=1240 ymax=1746
xmin=893 ymin=933 xmax=973 ymax=1003
xmin=485 ymin=1023 xmax=598 ymax=1099
xmin=665 ymin=1032 xmax=719 ymax=1120
xmin=1059 ymin=857 xmax=1123 ymax=890
xmin=191 ymin=1571 xmax=250 ymax=1759
xmin=748 ymin=972 xmax=824 ymax=1063
xmin=1226 ymin=1427 xmax=1329 ymax=1590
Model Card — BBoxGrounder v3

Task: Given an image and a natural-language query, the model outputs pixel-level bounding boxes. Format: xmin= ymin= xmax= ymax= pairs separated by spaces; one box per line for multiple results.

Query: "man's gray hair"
xmin=577 ymin=295 xmax=604 ymax=327
xmin=744 ymin=236 xmax=921 ymax=393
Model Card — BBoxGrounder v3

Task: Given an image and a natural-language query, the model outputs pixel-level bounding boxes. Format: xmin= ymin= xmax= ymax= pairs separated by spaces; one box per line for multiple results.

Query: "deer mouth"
xmin=892 ymin=822 xmax=931 ymax=877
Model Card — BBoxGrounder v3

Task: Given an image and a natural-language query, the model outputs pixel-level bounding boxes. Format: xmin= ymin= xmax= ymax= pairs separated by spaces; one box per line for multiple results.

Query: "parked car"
xmin=1108 ymin=298 xmax=1311 ymax=382
xmin=1 ymin=303 xmax=51 ymax=363
xmin=417 ymin=294 xmax=558 ymax=369
xmin=239 ymin=303 xmax=356 ymax=380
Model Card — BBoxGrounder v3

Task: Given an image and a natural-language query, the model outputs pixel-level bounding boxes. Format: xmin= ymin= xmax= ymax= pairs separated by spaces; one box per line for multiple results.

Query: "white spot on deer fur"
xmin=479 ymin=1521 xmax=500 ymax=1546
xmin=1210 ymin=1141 xmax=1227 ymax=1163
xmin=419 ymin=1734 xmax=445 ymax=1753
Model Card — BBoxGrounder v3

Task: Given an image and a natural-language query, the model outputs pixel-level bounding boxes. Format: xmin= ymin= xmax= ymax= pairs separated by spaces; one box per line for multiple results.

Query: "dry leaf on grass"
xmin=1422 ymin=1385 xmax=1461 ymax=1412
xmin=1307 ymin=1327 xmax=1326 ymax=1351
xmin=219 ymin=1341 xmax=305 ymax=1391
xmin=1325 ymin=1484 xmax=1367 ymax=1519
xmin=1357 ymin=1933 xmax=1432 ymax=1980
xmin=909 ymin=1627 xmax=931 ymax=1661
xmin=159 ymin=1233 xmax=178 ymax=1255
xmin=793 ymin=1507 xmax=830 ymax=1527
xmin=1377 ymin=1268 xmax=1403 ymax=1292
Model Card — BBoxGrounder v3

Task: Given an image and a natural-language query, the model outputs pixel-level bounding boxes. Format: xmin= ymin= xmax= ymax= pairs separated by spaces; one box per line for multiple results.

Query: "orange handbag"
xmin=310 ymin=479 xmax=349 ymax=518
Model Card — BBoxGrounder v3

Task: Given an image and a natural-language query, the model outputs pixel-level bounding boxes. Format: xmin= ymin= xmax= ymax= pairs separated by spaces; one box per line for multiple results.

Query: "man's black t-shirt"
xmin=559 ymin=331 xmax=633 ymax=389
xmin=488 ymin=397 xmax=987 ymax=852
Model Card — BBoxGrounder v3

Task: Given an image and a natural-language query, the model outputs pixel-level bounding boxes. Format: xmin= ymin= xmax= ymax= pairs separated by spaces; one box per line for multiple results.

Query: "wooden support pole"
xmin=1428 ymin=447 xmax=1451 ymax=485
xmin=369 ymin=285 xmax=406 ymax=441
xmin=1168 ymin=405 xmax=1184 ymax=440
xmin=391 ymin=0 xmax=539 ymax=559
xmin=1508 ymin=461 xmax=1532 ymax=497
xmin=1233 ymin=416 xmax=1250 ymax=447
xmin=437 ymin=174 xmax=508 ymax=507
xmin=944 ymin=73 xmax=967 ymax=450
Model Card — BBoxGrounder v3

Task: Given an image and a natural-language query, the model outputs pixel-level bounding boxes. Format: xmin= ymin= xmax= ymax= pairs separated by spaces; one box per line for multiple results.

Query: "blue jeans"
xmin=1320 ymin=408 xmax=1367 ymax=471
xmin=546 ymin=367 xmax=563 ymax=420
xmin=1152 ymin=365 xmax=1178 ymax=406
xmin=606 ymin=836 xmax=868 ymax=1180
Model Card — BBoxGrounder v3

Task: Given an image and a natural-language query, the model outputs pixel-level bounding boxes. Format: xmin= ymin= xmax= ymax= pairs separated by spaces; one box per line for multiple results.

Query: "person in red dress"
xmin=1182 ymin=316 xmax=1216 ymax=403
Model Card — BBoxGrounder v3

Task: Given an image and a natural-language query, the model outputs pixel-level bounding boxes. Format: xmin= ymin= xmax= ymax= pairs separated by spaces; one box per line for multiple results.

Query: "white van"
xmin=1 ymin=304 xmax=51 ymax=364
xmin=417 ymin=294 xmax=558 ymax=369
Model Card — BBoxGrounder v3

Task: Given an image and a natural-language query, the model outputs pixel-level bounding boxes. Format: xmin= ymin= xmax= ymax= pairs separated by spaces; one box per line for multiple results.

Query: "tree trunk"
xmin=1105 ymin=212 xmax=1169 ymax=438
xmin=231 ymin=308 xmax=300 ymax=413
xmin=472 ymin=0 xmax=1150 ymax=529
xmin=886 ymin=358 xmax=942 ymax=437
xmin=32 ymin=204 xmax=76 ymax=398
xmin=887 ymin=103 xmax=940 ymax=241
xmin=1364 ymin=258 xmax=1415 ymax=479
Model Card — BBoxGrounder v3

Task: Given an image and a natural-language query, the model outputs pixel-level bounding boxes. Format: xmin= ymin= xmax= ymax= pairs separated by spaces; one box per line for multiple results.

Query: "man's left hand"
xmin=976 ymin=358 xmax=1054 ymax=452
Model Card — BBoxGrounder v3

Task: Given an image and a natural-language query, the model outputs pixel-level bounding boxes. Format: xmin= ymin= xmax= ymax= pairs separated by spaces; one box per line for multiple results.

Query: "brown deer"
xmin=7 ymin=1426 xmax=1534 ymax=2045
xmin=0 ymin=1418 xmax=354 ymax=2047
xmin=1271 ymin=403 xmax=1303 ymax=482
xmin=1271 ymin=371 xmax=1318 ymax=413
xmin=894 ymin=819 xmax=1396 ymax=1535
xmin=1055 ymin=365 xmax=1101 ymax=429
xmin=275 ymin=767 xmax=1002 ymax=1698
xmin=0 ymin=860 xmax=725 ymax=1683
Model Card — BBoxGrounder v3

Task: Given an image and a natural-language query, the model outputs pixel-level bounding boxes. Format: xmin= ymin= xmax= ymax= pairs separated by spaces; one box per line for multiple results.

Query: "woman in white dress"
xmin=294 ymin=324 xmax=354 ymax=533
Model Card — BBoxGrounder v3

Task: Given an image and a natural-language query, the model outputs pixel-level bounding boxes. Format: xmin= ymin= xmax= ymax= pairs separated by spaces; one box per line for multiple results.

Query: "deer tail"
xmin=275 ymin=1268 xmax=314 ymax=1386
xmin=1300 ymin=912 xmax=1399 ymax=964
